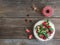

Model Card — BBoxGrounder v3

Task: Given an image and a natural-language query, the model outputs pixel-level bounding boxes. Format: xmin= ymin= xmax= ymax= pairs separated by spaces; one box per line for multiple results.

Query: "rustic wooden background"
xmin=0 ymin=0 xmax=60 ymax=45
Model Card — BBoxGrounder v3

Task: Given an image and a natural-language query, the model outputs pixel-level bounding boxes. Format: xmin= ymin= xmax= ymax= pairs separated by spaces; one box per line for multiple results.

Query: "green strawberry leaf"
xmin=47 ymin=19 xmax=49 ymax=23
xmin=43 ymin=33 xmax=48 ymax=38
xmin=49 ymin=28 xmax=53 ymax=31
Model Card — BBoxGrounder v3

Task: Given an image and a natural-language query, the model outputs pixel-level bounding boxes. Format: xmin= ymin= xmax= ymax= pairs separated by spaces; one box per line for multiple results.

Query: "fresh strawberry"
xmin=43 ymin=22 xmax=47 ymax=26
xmin=48 ymin=30 xmax=53 ymax=36
xmin=47 ymin=26 xmax=51 ymax=28
xmin=29 ymin=34 xmax=33 ymax=39
xmin=43 ymin=26 xmax=46 ymax=28
xmin=26 ymin=29 xmax=30 ymax=33
xmin=49 ymin=31 xmax=53 ymax=34
xmin=40 ymin=34 xmax=45 ymax=39
xmin=40 ymin=34 xmax=46 ymax=40
xmin=43 ymin=36 xmax=46 ymax=40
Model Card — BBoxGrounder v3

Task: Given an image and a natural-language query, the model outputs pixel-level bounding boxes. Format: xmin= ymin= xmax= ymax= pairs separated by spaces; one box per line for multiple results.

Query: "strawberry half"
xmin=29 ymin=34 xmax=33 ymax=39
xmin=43 ymin=26 xmax=46 ymax=28
xmin=26 ymin=29 xmax=31 ymax=33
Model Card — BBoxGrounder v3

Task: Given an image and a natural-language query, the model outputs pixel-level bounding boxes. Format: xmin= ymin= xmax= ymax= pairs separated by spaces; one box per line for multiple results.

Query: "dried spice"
xmin=25 ymin=19 xmax=28 ymax=22
xmin=27 ymin=14 xmax=29 ymax=17
xmin=29 ymin=20 xmax=32 ymax=23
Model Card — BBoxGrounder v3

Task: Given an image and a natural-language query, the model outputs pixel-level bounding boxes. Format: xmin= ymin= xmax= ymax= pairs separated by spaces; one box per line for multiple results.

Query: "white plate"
xmin=33 ymin=20 xmax=55 ymax=41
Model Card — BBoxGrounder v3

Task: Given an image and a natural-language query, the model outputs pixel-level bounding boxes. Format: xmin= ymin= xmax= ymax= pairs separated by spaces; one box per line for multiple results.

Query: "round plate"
xmin=33 ymin=20 xmax=55 ymax=41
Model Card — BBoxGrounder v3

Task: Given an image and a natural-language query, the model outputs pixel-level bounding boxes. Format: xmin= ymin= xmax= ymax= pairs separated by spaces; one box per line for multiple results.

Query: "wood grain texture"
xmin=0 ymin=0 xmax=60 ymax=17
xmin=0 ymin=0 xmax=60 ymax=45
xmin=0 ymin=18 xmax=60 ymax=39
xmin=0 ymin=0 xmax=60 ymax=44
xmin=0 ymin=39 xmax=60 ymax=45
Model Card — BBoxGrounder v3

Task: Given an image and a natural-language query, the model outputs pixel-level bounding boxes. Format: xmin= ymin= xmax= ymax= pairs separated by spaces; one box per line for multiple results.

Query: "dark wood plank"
xmin=0 ymin=27 xmax=28 ymax=39
xmin=0 ymin=18 xmax=60 ymax=39
xmin=0 ymin=39 xmax=60 ymax=45
xmin=0 ymin=0 xmax=60 ymax=44
xmin=0 ymin=0 xmax=60 ymax=17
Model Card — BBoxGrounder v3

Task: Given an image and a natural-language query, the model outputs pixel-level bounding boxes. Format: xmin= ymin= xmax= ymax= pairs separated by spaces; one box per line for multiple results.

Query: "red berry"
xmin=43 ymin=26 xmax=46 ymax=28
xmin=49 ymin=31 xmax=53 ymax=34
xmin=47 ymin=30 xmax=51 ymax=36
xmin=48 ymin=30 xmax=53 ymax=35
xmin=40 ymin=34 xmax=46 ymax=40
xmin=29 ymin=34 xmax=33 ymax=39
xmin=40 ymin=34 xmax=44 ymax=39
xmin=43 ymin=36 xmax=46 ymax=40
xmin=43 ymin=22 xmax=47 ymax=26
xmin=48 ymin=26 xmax=51 ymax=28
xmin=26 ymin=29 xmax=30 ymax=33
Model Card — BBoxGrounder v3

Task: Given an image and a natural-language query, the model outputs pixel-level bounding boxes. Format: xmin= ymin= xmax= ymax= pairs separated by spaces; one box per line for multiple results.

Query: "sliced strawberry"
xmin=29 ymin=34 xmax=33 ymax=39
xmin=26 ymin=29 xmax=30 ymax=33
xmin=43 ymin=26 xmax=46 ymax=28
